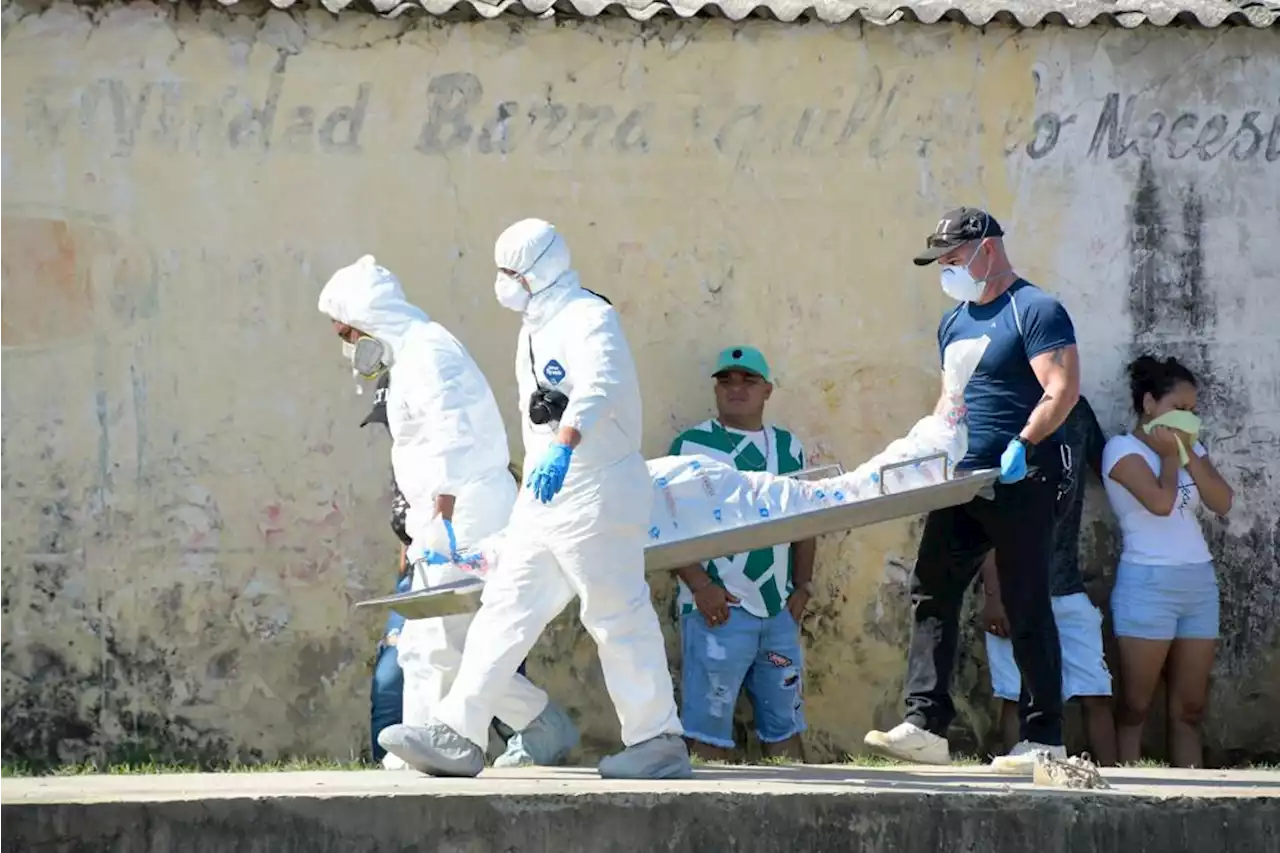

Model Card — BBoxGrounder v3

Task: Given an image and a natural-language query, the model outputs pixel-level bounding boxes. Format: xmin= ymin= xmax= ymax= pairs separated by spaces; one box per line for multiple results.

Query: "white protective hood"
xmin=494 ymin=219 xmax=583 ymax=328
xmin=318 ymin=255 xmax=429 ymax=358
xmin=318 ymin=255 xmax=514 ymax=548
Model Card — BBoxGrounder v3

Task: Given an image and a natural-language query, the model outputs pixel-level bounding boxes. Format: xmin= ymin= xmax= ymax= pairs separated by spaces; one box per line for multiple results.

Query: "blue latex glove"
xmin=526 ymin=442 xmax=574 ymax=504
xmin=407 ymin=543 xmax=453 ymax=566
xmin=999 ymin=438 xmax=1029 ymax=484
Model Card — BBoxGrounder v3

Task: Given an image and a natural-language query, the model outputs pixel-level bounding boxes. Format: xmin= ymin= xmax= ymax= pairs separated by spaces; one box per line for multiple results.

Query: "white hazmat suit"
xmin=384 ymin=221 xmax=690 ymax=780
xmin=318 ymin=255 xmax=577 ymax=768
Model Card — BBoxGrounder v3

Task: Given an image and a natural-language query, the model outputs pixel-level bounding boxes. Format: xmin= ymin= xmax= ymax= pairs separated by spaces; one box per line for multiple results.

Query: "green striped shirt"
xmin=669 ymin=419 xmax=805 ymax=618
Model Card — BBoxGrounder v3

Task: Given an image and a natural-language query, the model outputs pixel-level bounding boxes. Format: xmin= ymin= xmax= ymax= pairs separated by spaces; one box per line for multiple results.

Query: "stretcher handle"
xmin=877 ymin=452 xmax=951 ymax=496
xmin=790 ymin=463 xmax=845 ymax=481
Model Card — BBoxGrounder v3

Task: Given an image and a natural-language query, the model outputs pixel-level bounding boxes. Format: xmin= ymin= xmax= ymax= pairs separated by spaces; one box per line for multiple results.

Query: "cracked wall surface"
xmin=2 ymin=0 xmax=1278 ymax=767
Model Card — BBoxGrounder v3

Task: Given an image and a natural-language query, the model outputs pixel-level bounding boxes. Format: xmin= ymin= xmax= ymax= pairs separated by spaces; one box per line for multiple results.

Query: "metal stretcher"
xmin=354 ymin=454 xmax=1000 ymax=621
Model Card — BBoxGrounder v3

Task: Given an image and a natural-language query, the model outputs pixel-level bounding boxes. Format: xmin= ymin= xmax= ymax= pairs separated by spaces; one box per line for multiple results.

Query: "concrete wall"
xmin=2 ymin=0 xmax=1278 ymax=767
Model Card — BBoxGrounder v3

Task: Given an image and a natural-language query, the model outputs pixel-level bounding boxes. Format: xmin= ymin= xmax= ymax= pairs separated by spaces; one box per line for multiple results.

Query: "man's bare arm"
xmin=790 ymin=538 xmax=816 ymax=588
xmin=933 ymin=373 xmax=949 ymax=415
xmin=1021 ymin=345 xmax=1081 ymax=445
xmin=980 ymin=551 xmax=1002 ymax=601
xmin=677 ymin=564 xmax=713 ymax=591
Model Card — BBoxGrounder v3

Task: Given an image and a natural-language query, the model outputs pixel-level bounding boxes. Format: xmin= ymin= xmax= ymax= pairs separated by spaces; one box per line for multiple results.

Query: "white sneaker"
xmin=863 ymin=722 xmax=951 ymax=765
xmin=990 ymin=740 xmax=1066 ymax=775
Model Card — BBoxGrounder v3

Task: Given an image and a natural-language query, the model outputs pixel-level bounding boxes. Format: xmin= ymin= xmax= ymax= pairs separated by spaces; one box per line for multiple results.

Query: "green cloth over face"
xmin=1143 ymin=410 xmax=1202 ymax=466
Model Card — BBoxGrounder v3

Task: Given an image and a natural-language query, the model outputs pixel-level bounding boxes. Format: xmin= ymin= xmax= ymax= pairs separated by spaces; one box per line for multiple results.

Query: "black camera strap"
xmin=527 ymin=333 xmax=543 ymax=389
xmin=525 ymin=287 xmax=612 ymax=389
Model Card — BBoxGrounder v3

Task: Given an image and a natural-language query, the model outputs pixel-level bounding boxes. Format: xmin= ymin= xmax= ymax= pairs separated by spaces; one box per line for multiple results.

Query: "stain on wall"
xmin=2 ymin=1 xmax=1277 ymax=767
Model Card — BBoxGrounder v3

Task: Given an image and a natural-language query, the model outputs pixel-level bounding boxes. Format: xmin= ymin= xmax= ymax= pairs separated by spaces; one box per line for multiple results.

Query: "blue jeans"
xmin=369 ymin=572 xmax=531 ymax=761
xmin=680 ymin=608 xmax=806 ymax=749
xmin=370 ymin=572 xmax=413 ymax=761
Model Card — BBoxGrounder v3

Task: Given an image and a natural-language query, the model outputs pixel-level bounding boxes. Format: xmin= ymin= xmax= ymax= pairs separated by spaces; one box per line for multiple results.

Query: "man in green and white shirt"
xmin=670 ymin=346 xmax=816 ymax=762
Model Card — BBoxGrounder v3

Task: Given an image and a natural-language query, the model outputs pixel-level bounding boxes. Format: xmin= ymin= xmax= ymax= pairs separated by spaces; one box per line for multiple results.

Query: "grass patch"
xmin=1 ymin=757 xmax=371 ymax=778
xmin=1119 ymin=758 xmax=1167 ymax=769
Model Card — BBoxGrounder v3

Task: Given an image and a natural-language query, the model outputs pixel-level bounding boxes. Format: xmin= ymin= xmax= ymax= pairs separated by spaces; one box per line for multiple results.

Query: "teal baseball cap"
xmin=712 ymin=346 xmax=771 ymax=382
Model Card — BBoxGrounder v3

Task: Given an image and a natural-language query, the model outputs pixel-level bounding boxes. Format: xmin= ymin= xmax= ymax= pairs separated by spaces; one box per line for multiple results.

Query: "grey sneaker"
xmin=377 ymin=721 xmax=484 ymax=778
xmin=990 ymin=740 xmax=1067 ymax=775
xmin=598 ymin=733 xmax=693 ymax=780
xmin=494 ymin=701 xmax=581 ymax=768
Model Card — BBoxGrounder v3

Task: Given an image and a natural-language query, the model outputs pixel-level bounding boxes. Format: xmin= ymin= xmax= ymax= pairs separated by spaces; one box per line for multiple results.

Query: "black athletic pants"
xmin=902 ymin=452 xmax=1064 ymax=746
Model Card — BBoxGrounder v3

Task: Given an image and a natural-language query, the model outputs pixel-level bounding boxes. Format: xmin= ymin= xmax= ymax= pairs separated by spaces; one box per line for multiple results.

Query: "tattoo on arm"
xmin=1050 ymin=348 xmax=1066 ymax=366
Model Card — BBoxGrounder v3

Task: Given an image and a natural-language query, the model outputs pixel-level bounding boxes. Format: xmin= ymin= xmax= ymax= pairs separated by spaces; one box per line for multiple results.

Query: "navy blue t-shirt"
xmin=938 ymin=279 xmax=1076 ymax=470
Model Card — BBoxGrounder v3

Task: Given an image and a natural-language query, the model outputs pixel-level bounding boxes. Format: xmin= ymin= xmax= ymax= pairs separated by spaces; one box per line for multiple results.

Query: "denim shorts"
xmin=1111 ymin=560 xmax=1219 ymax=640
xmin=680 ymin=607 xmax=806 ymax=749
xmin=985 ymin=591 xmax=1112 ymax=701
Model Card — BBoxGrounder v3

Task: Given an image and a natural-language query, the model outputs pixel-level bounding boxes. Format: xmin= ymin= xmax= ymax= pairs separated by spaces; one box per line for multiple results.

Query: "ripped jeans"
xmin=679 ymin=608 xmax=807 ymax=749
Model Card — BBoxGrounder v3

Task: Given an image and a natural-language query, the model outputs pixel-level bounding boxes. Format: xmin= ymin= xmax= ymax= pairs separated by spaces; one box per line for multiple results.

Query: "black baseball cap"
xmin=360 ymin=372 xmax=392 ymax=428
xmin=912 ymin=207 xmax=1004 ymax=266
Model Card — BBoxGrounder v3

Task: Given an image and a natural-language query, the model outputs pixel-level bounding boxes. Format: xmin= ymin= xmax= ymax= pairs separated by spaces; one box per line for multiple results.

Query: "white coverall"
xmin=317 ymin=256 xmax=550 ymax=738
xmin=434 ymin=223 xmax=684 ymax=751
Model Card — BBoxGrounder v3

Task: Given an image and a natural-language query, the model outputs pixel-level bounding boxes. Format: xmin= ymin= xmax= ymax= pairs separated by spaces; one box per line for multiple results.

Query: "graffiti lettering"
xmin=475 ymin=101 xmax=521 ymax=155
xmin=574 ymin=104 xmax=616 ymax=150
xmin=23 ymin=76 xmax=371 ymax=155
xmin=408 ymin=70 xmax=897 ymax=159
xmin=318 ymin=84 xmax=371 ymax=154
xmin=1028 ymin=92 xmax=1277 ymax=164
xmin=528 ymin=102 xmax=573 ymax=152
xmin=1025 ymin=111 xmax=1076 ymax=159
xmin=415 ymin=72 xmax=483 ymax=154
xmin=25 ymin=69 xmax=906 ymax=160
xmin=414 ymin=73 xmax=649 ymax=156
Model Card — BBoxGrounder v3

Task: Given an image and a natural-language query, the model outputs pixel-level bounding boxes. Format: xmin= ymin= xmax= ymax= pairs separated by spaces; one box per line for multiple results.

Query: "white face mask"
xmin=939 ymin=244 xmax=989 ymax=303
xmin=495 ymin=272 xmax=531 ymax=312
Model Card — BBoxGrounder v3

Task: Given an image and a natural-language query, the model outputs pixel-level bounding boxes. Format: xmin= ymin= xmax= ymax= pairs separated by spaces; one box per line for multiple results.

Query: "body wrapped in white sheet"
xmin=442 ymin=336 xmax=989 ymax=580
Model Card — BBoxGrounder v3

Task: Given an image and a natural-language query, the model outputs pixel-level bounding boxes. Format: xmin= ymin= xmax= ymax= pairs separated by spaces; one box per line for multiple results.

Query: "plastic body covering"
xmin=439 ymin=335 xmax=991 ymax=580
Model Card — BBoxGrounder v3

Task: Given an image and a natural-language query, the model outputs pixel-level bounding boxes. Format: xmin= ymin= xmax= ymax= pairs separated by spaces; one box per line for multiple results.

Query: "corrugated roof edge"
xmin=222 ymin=0 xmax=1280 ymax=28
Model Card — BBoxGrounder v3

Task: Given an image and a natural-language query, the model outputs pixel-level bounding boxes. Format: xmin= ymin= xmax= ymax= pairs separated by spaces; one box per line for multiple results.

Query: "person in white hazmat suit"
xmin=317 ymin=254 xmax=580 ymax=769
xmin=379 ymin=219 xmax=692 ymax=780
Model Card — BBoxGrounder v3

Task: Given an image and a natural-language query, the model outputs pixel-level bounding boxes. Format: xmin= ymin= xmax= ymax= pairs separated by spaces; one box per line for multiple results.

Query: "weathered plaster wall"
xmin=2 ymin=0 xmax=1277 ymax=767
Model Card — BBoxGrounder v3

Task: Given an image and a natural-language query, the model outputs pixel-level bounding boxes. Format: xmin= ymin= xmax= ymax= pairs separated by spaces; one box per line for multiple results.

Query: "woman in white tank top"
xmin=1103 ymin=355 xmax=1234 ymax=768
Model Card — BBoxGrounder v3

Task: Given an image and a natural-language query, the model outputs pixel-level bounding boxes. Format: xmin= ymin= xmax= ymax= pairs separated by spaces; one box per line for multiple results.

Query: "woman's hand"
xmin=1148 ymin=425 xmax=1184 ymax=460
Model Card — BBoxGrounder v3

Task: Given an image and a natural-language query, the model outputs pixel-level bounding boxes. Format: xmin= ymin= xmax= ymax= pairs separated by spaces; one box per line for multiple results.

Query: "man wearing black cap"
xmin=864 ymin=208 xmax=1080 ymax=774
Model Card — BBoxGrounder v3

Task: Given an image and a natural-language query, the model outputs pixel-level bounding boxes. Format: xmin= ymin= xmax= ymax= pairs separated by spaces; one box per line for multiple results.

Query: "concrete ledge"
xmin=3 ymin=766 xmax=1278 ymax=853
